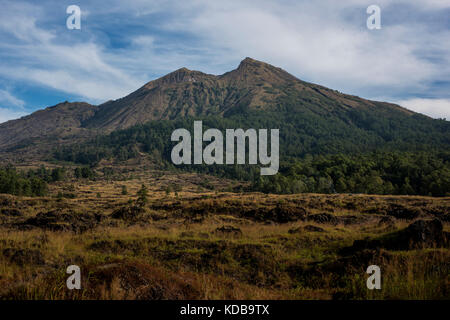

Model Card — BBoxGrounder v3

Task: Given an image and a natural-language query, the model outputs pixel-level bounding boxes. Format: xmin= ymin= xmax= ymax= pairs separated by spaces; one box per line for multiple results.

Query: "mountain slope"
xmin=0 ymin=102 xmax=97 ymax=149
xmin=84 ymin=57 xmax=415 ymax=131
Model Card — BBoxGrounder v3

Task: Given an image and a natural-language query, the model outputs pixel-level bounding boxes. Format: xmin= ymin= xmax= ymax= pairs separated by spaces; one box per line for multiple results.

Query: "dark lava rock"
xmin=242 ymin=206 xmax=306 ymax=223
xmin=17 ymin=210 xmax=102 ymax=233
xmin=288 ymin=225 xmax=325 ymax=234
xmin=184 ymin=215 xmax=205 ymax=224
xmin=88 ymin=262 xmax=201 ymax=299
xmin=214 ymin=226 xmax=243 ymax=237
xmin=2 ymin=248 xmax=45 ymax=266
xmin=423 ymin=207 xmax=450 ymax=222
xmin=378 ymin=215 xmax=396 ymax=226
xmin=309 ymin=213 xmax=390 ymax=226
xmin=398 ymin=219 xmax=448 ymax=249
xmin=387 ymin=204 xmax=423 ymax=220
xmin=0 ymin=208 xmax=23 ymax=216
xmin=377 ymin=215 xmax=398 ymax=231
xmin=342 ymin=219 xmax=449 ymax=254
xmin=339 ymin=215 xmax=376 ymax=226
xmin=304 ymin=225 xmax=325 ymax=232
xmin=0 ymin=196 xmax=14 ymax=207
xmin=288 ymin=227 xmax=302 ymax=234
xmin=269 ymin=206 xmax=307 ymax=223
xmin=198 ymin=232 xmax=209 ymax=239
xmin=111 ymin=206 xmax=147 ymax=221
xmin=180 ymin=231 xmax=195 ymax=238
xmin=307 ymin=213 xmax=339 ymax=225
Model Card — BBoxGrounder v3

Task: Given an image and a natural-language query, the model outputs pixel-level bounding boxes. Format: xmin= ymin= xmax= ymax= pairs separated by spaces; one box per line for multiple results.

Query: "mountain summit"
xmin=83 ymin=57 xmax=304 ymax=130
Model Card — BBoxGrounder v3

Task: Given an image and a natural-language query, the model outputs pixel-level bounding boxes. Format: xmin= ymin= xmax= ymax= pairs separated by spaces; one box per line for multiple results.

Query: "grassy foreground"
xmin=0 ymin=170 xmax=449 ymax=300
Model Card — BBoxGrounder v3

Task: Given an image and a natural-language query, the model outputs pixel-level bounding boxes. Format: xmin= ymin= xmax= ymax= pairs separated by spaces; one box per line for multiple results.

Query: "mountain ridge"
xmin=82 ymin=57 xmax=415 ymax=131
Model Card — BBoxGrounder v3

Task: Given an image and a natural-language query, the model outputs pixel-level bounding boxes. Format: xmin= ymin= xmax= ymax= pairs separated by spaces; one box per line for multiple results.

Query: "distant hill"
xmin=0 ymin=102 xmax=97 ymax=158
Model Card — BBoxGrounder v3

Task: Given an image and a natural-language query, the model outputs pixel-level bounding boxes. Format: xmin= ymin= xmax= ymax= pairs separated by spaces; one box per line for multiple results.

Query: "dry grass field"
xmin=0 ymin=168 xmax=449 ymax=300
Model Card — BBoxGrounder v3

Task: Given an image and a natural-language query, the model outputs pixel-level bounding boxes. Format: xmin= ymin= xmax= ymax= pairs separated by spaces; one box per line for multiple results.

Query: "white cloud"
xmin=0 ymin=88 xmax=28 ymax=123
xmin=0 ymin=89 xmax=25 ymax=108
xmin=396 ymin=98 xmax=450 ymax=119
xmin=131 ymin=36 xmax=156 ymax=47
xmin=0 ymin=1 xmax=142 ymax=102
xmin=161 ymin=0 xmax=447 ymax=92
xmin=0 ymin=108 xmax=27 ymax=124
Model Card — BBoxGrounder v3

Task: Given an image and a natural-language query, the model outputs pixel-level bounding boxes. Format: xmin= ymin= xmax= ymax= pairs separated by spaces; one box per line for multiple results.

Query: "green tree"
xmin=51 ymin=168 xmax=65 ymax=182
xmin=137 ymin=184 xmax=149 ymax=206
xmin=335 ymin=177 xmax=347 ymax=193
xmin=165 ymin=184 xmax=173 ymax=195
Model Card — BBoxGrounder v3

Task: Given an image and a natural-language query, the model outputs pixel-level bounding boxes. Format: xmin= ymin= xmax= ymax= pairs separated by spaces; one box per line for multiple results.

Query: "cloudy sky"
xmin=0 ymin=0 xmax=449 ymax=123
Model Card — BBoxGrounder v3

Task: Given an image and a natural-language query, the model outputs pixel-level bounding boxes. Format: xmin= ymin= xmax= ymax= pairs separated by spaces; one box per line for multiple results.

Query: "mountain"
xmin=83 ymin=57 xmax=414 ymax=131
xmin=83 ymin=57 xmax=303 ymax=130
xmin=0 ymin=102 xmax=97 ymax=149
xmin=0 ymin=57 xmax=448 ymax=160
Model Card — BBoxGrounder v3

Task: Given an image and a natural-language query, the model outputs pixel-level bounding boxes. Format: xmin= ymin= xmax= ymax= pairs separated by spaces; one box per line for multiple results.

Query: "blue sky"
xmin=0 ymin=0 xmax=449 ymax=123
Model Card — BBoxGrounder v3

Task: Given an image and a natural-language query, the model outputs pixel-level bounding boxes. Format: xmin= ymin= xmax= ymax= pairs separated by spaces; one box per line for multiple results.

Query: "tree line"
xmin=0 ymin=165 xmax=100 ymax=197
xmin=251 ymin=151 xmax=450 ymax=196
xmin=0 ymin=166 xmax=49 ymax=196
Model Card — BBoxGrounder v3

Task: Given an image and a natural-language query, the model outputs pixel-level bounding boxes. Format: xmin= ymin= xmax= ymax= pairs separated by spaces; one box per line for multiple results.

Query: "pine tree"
xmin=137 ymin=184 xmax=149 ymax=206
